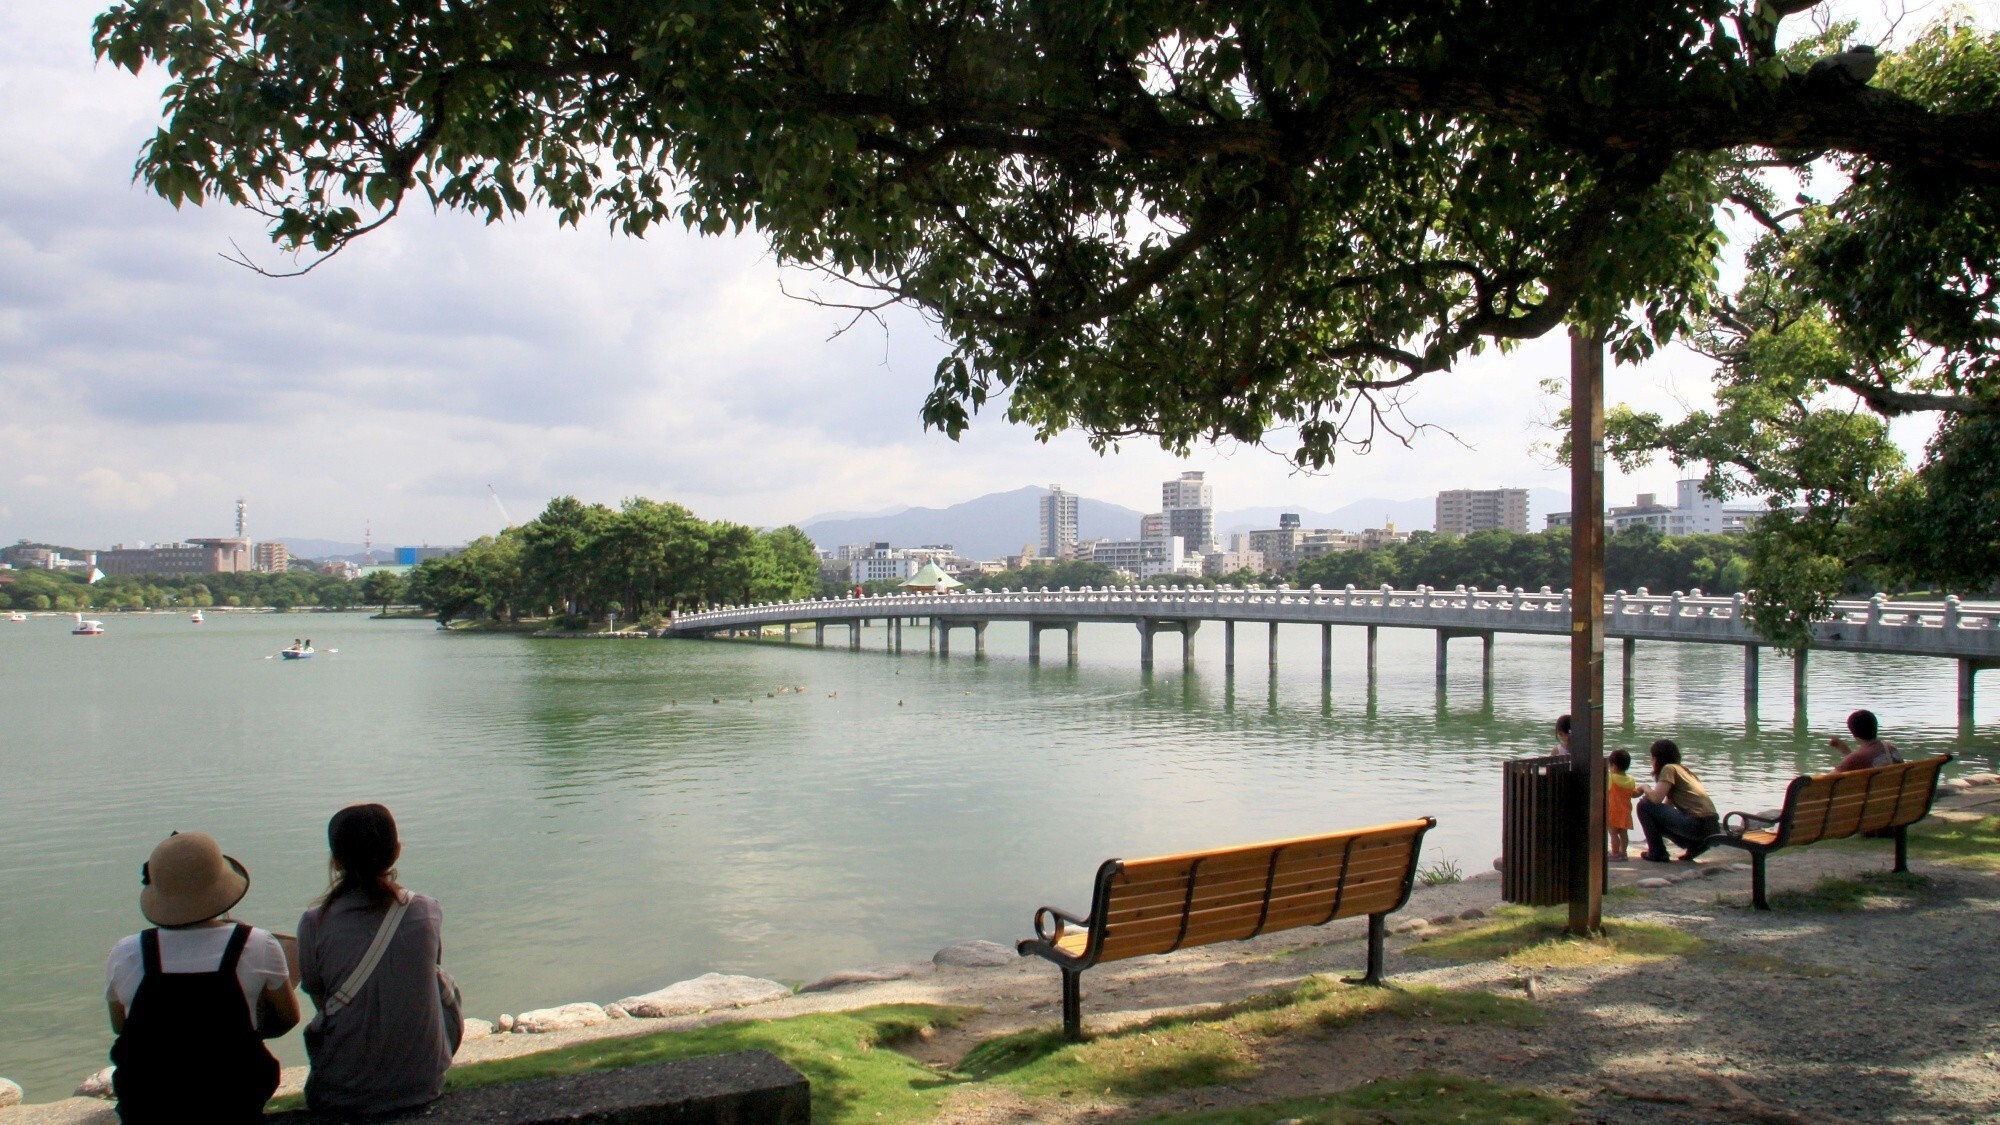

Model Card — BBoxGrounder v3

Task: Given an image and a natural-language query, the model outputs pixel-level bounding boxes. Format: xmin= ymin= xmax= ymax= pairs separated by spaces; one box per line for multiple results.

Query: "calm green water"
xmin=0 ymin=609 xmax=1991 ymax=1098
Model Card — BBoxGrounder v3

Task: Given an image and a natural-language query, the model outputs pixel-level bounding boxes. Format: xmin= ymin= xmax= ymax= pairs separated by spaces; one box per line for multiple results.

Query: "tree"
xmin=94 ymin=2 xmax=2000 ymax=464
xmin=752 ymin=527 xmax=821 ymax=604
xmin=359 ymin=569 xmax=405 ymax=615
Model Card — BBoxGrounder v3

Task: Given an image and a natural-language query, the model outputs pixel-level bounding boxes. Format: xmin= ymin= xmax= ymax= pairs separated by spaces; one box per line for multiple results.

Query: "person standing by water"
xmin=1606 ymin=750 xmax=1640 ymax=862
xmin=1552 ymin=714 xmax=1572 ymax=757
xmin=1636 ymin=739 xmax=1720 ymax=862
xmin=1830 ymin=709 xmax=1901 ymax=772
xmin=297 ymin=804 xmax=457 ymax=1115
xmin=105 ymin=832 xmax=299 ymax=1123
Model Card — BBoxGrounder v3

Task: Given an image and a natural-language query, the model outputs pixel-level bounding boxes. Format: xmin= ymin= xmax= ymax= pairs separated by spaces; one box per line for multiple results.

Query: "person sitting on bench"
xmin=1830 ymin=709 xmax=1902 ymax=772
xmin=1636 ymin=739 xmax=1720 ymax=863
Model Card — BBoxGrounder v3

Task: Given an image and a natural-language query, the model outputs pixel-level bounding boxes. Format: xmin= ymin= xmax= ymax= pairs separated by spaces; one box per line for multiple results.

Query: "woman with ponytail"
xmin=296 ymin=804 xmax=457 ymax=1114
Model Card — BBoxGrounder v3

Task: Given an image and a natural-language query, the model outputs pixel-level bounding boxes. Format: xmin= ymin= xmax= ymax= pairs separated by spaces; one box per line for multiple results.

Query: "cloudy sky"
xmin=0 ymin=2 xmax=1969 ymax=549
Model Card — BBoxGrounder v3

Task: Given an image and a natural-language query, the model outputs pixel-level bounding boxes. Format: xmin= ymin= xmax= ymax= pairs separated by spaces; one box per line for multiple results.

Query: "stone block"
xmin=932 ymin=940 xmax=1016 ymax=968
xmin=269 ymin=1050 xmax=808 ymax=1124
xmin=618 ymin=974 xmax=792 ymax=1018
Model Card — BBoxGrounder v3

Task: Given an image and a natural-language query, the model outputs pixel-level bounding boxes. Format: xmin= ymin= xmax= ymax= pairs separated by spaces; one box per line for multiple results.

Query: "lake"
xmin=0 ymin=609 xmax=1990 ymax=1099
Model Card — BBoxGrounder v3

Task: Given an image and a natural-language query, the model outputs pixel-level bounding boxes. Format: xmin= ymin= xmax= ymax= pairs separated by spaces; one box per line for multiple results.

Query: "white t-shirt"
xmin=106 ymin=922 xmax=290 ymax=1024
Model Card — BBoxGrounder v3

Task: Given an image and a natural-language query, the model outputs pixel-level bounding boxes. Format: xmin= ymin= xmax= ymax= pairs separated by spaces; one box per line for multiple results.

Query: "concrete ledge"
xmin=270 ymin=1050 xmax=809 ymax=1123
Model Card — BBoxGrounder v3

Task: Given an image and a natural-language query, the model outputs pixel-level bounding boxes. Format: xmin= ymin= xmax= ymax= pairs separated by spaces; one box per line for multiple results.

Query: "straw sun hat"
xmin=140 ymin=832 xmax=250 ymax=927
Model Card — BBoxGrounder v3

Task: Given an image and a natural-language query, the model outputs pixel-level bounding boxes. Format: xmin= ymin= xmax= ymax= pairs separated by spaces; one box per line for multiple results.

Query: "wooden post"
xmin=1568 ymin=327 xmax=1608 ymax=935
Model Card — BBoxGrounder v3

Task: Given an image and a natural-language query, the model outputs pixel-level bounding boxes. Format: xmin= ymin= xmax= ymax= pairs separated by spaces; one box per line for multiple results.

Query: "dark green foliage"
xmin=1293 ymin=528 xmax=1750 ymax=597
xmin=0 ymin=567 xmax=363 ymax=612
xmin=408 ymin=497 xmax=819 ymax=625
xmin=963 ymin=560 xmax=1125 ymax=592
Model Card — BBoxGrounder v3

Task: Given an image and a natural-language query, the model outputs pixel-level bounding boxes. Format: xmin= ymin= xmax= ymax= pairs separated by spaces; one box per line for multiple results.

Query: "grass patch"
xmin=1416 ymin=859 xmax=1463 ymax=886
xmin=1768 ymin=870 xmax=1929 ymax=913
xmin=1137 ymin=1070 xmax=1572 ymax=1124
xmin=279 ymin=1005 xmax=971 ymax=1123
xmin=959 ymin=978 xmax=1539 ymax=1105
xmin=1408 ymin=906 xmax=1705 ymax=968
xmin=1910 ymin=816 xmax=2000 ymax=871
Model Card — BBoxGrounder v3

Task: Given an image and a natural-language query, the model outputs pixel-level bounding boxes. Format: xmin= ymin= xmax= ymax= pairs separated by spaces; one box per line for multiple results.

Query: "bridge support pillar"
xmin=1268 ymin=622 xmax=1280 ymax=667
xmin=782 ymin=622 xmax=792 ymax=643
xmin=973 ymin=621 xmax=987 ymax=659
xmin=1321 ymin=624 xmax=1333 ymax=681
xmin=892 ymin=616 xmax=902 ymax=654
xmin=1224 ymin=621 xmax=1235 ymax=672
xmin=1743 ymin=645 xmax=1759 ymax=716
xmin=849 ymin=622 xmax=862 ymax=651
xmin=1138 ymin=623 xmax=1154 ymax=669
xmin=1027 ymin=625 xmax=1041 ymax=664
xmin=1067 ymin=624 xmax=1079 ymax=666
xmin=1961 ymin=659 xmax=1997 ymax=729
xmin=938 ymin=621 xmax=950 ymax=658
xmin=1183 ymin=621 xmax=1199 ymax=669
xmin=1435 ymin=630 xmax=1448 ymax=688
xmin=1792 ymin=648 xmax=1808 ymax=720
xmin=1366 ymin=626 xmax=1379 ymax=683
xmin=1483 ymin=632 xmax=1497 ymax=687
xmin=814 ymin=622 xmax=825 ymax=648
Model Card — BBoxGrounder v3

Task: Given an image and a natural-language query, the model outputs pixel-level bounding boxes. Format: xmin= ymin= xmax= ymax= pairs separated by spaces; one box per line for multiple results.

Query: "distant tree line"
xmin=1293 ymin=528 xmax=1753 ymax=595
xmin=0 ymin=567 xmax=362 ymax=612
xmin=406 ymin=497 xmax=819 ymax=626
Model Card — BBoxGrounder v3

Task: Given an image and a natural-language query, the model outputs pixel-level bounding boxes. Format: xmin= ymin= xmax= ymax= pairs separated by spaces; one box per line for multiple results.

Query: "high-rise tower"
xmin=1039 ymin=485 xmax=1079 ymax=560
xmin=1161 ymin=471 xmax=1215 ymax=553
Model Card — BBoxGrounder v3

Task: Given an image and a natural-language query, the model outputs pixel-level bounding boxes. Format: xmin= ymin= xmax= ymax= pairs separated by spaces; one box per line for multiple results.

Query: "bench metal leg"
xmin=1061 ymin=969 xmax=1082 ymax=1040
xmin=1345 ymin=915 xmax=1387 ymax=986
xmin=1894 ymin=825 xmax=1909 ymax=874
xmin=1751 ymin=852 xmax=1769 ymax=910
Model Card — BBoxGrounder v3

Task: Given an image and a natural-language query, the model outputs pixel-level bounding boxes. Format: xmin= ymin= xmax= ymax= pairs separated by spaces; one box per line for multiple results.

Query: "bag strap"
xmin=320 ymin=897 xmax=409 ymax=1020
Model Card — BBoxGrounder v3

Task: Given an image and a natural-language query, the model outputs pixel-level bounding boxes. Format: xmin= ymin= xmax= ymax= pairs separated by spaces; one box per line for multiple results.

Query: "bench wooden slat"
xmin=1019 ymin=818 xmax=1435 ymax=1036
xmin=1712 ymin=756 xmax=1950 ymax=910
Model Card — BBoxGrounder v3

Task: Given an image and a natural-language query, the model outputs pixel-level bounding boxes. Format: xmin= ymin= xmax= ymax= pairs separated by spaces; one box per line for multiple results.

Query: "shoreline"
xmin=9 ymin=782 xmax=1997 ymax=1120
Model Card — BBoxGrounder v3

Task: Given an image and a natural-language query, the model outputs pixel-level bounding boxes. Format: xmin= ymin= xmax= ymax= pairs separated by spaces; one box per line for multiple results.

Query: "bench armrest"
xmin=1033 ymin=906 xmax=1091 ymax=945
xmin=1721 ymin=810 xmax=1779 ymax=835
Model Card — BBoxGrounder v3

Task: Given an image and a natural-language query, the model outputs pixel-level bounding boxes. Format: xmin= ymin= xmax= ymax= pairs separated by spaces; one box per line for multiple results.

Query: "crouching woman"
xmin=107 ymin=832 xmax=299 ymax=1123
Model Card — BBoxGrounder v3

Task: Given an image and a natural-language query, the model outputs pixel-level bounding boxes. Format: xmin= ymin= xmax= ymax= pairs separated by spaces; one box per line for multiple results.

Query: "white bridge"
xmin=667 ymin=585 xmax=2000 ymax=721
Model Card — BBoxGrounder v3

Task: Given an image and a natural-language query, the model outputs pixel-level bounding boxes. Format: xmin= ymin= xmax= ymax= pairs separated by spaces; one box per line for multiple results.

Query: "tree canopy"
xmin=93 ymin=1 xmax=2000 ymax=639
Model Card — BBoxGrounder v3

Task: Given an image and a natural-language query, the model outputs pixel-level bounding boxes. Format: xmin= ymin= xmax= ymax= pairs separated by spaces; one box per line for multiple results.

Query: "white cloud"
xmin=0 ymin=0 xmax=1980 ymax=549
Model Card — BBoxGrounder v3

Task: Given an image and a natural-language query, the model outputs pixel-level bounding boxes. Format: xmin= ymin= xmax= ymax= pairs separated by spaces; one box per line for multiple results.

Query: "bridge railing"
xmin=672 ymin=585 xmax=1998 ymax=634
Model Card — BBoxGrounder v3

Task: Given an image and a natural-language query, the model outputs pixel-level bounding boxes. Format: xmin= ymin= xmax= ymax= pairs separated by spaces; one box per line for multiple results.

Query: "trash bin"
xmin=1502 ymin=756 xmax=1580 ymax=906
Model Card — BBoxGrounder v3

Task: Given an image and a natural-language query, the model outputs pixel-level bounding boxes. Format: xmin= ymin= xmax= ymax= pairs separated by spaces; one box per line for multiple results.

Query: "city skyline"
xmin=0 ymin=1 xmax=1951 ymax=551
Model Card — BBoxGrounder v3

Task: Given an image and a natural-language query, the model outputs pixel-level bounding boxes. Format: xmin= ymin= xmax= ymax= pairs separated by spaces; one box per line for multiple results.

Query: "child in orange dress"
xmin=1606 ymin=749 xmax=1639 ymax=861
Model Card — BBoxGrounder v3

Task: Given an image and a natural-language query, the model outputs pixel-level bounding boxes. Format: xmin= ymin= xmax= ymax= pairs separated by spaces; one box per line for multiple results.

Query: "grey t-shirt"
xmin=298 ymin=890 xmax=453 ymax=1113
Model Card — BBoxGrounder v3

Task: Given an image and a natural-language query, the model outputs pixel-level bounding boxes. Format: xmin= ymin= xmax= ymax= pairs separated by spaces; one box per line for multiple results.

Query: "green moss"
xmin=959 ymin=978 xmax=1538 ymax=1106
xmin=1767 ymin=870 xmax=1929 ymax=912
xmin=408 ymin=1005 xmax=969 ymax=1124
xmin=1409 ymin=906 xmax=1704 ymax=967
xmin=1136 ymin=1071 xmax=1572 ymax=1124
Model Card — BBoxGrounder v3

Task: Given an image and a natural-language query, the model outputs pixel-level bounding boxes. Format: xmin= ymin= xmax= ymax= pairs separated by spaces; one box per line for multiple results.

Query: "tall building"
xmin=1162 ymin=471 xmax=1215 ymax=552
xmin=1545 ymin=480 xmax=1763 ymax=534
xmin=254 ymin=541 xmax=290 ymax=573
xmin=1038 ymin=485 xmax=1079 ymax=560
xmin=1435 ymin=489 xmax=1529 ymax=535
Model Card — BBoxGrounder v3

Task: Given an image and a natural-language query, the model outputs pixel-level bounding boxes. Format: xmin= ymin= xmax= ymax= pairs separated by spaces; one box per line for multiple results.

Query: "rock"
xmin=1728 ymin=863 xmax=1753 ymax=872
xmin=1427 ymin=913 xmax=1458 ymax=926
xmin=1962 ymin=772 xmax=2000 ymax=786
xmin=605 ymin=1003 xmax=629 ymax=1019
xmin=460 ymin=1018 xmax=495 ymax=1042
xmin=74 ymin=1064 xmax=114 ymax=1096
xmin=497 ymin=1014 xmax=515 ymax=1032
xmin=1637 ymin=877 xmax=1671 ymax=888
xmin=1701 ymin=864 xmax=1730 ymax=877
xmin=0 ymin=1078 xmax=20 ymax=1108
xmin=1945 ymin=777 xmax=1973 ymax=790
xmin=1667 ymin=870 xmax=1703 ymax=883
xmin=618 ymin=973 xmax=793 ymax=1018
xmin=1458 ymin=907 xmax=1485 ymax=921
xmin=932 ymin=940 xmax=1017 ymax=968
xmin=799 ymin=963 xmax=933 ymax=993
xmin=512 ymin=1002 xmax=611 ymax=1034
xmin=1491 ymin=856 xmax=1504 ymax=871
xmin=1390 ymin=917 xmax=1430 ymax=935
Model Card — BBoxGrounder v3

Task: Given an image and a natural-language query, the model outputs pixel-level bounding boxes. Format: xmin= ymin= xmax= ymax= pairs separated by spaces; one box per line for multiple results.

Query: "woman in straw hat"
xmin=105 ymin=831 xmax=298 ymax=1122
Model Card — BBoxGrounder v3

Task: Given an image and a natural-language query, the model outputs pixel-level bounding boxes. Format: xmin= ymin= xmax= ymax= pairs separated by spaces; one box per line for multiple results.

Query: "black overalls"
xmin=110 ymin=924 xmax=280 ymax=1123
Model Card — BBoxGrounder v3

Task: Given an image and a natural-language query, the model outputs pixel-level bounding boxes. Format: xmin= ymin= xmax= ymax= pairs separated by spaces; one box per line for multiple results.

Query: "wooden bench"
xmin=1016 ymin=817 xmax=1435 ymax=1038
xmin=1710 ymin=755 xmax=1952 ymax=910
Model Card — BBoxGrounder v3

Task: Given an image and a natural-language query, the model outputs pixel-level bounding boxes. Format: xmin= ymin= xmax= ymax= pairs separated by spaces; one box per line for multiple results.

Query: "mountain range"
xmin=801 ymin=485 xmax=1571 ymax=560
